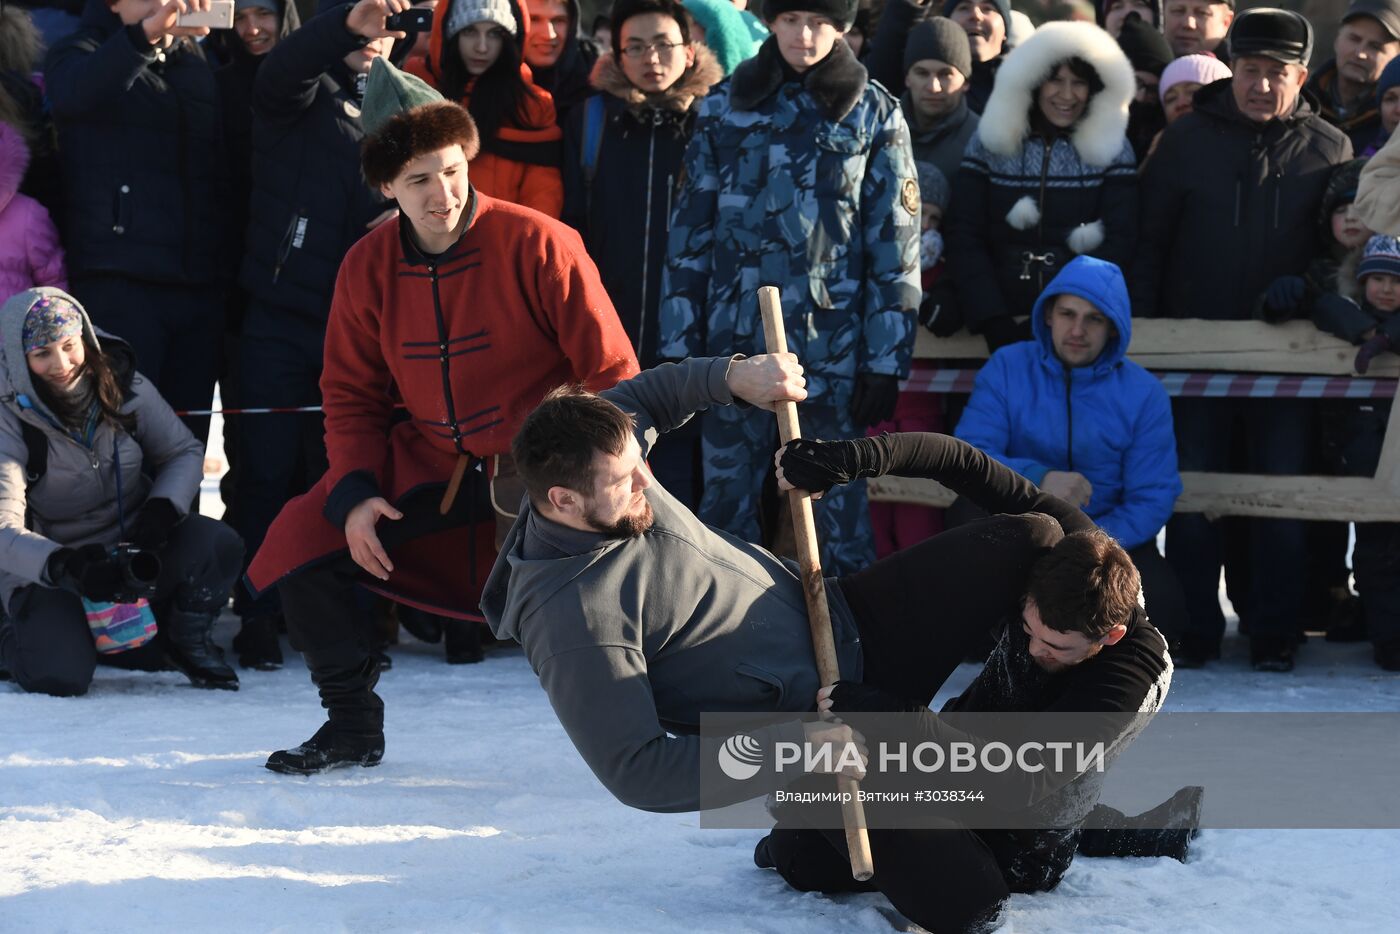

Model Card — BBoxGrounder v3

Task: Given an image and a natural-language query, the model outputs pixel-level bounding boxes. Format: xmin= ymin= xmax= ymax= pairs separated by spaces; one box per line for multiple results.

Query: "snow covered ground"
xmin=3 ymin=414 xmax=1398 ymax=932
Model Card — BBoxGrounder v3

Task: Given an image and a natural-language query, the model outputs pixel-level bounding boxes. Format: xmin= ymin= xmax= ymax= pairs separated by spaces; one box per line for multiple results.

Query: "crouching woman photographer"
xmin=0 ymin=288 xmax=243 ymax=696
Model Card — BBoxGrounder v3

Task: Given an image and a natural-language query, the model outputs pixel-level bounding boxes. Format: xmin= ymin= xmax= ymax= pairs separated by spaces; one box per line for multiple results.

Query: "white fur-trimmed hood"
xmin=977 ymin=21 xmax=1135 ymax=167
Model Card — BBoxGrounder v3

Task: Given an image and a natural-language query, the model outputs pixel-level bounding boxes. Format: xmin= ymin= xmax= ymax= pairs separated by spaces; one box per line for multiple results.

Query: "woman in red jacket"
xmin=408 ymin=0 xmax=564 ymax=216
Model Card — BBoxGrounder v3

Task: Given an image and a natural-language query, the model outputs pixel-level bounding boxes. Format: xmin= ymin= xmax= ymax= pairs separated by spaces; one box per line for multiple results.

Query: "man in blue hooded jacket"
xmin=954 ymin=255 xmax=1188 ymax=639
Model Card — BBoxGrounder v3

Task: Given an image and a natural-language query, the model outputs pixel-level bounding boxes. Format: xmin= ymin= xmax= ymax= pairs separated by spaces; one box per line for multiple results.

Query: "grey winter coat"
xmin=0 ymin=288 xmax=205 ymax=609
xmin=481 ymin=357 xmax=863 ymax=812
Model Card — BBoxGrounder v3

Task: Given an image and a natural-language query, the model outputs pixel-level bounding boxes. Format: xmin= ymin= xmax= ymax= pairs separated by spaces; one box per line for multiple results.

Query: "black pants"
xmin=277 ymin=477 xmax=491 ymax=730
xmin=757 ymin=514 xmax=1063 ymax=932
xmin=0 ymin=516 xmax=243 ymax=696
xmin=70 ymin=273 xmax=224 ymax=448
xmin=230 ymin=300 xmax=329 ymax=618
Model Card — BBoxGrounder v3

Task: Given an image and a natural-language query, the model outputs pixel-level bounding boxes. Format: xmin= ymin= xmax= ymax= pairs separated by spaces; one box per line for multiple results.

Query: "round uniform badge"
xmin=902 ymin=178 xmax=920 ymax=216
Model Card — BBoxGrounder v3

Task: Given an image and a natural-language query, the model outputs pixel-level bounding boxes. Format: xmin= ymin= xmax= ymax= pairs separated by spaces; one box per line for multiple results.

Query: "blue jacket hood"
xmin=1030 ymin=255 xmax=1132 ymax=376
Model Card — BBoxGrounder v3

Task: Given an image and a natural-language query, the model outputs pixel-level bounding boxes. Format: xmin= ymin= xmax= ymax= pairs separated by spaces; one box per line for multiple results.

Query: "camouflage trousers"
xmin=699 ymin=401 xmax=875 ymax=576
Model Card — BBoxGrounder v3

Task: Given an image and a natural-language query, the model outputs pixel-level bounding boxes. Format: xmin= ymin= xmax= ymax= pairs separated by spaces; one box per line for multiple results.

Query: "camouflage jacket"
xmin=658 ymin=37 xmax=921 ymax=410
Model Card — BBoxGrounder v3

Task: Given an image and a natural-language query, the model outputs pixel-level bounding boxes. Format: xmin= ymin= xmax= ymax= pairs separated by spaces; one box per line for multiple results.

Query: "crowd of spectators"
xmin=2 ymin=0 xmax=1399 ymax=701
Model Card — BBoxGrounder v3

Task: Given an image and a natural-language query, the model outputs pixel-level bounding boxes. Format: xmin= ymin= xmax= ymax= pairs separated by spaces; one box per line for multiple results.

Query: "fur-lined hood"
xmin=0 ymin=120 xmax=27 ymax=215
xmin=978 ymin=21 xmax=1134 ymax=166
xmin=729 ymin=35 xmax=867 ymax=122
xmin=589 ymin=44 xmax=724 ymax=113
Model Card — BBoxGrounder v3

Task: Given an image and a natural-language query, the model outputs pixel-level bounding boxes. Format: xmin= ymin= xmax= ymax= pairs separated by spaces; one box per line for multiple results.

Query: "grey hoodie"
xmin=0 ymin=287 xmax=205 ymax=610
xmin=481 ymin=357 xmax=862 ymax=812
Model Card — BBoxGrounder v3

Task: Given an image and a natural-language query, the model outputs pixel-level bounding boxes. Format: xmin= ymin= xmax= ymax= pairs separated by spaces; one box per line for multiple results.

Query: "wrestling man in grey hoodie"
xmin=481 ymin=354 xmax=1175 ymax=933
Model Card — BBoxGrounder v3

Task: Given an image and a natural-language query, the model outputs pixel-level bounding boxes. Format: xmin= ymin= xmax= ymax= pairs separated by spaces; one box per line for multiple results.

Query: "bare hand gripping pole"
xmin=758 ymin=285 xmax=875 ymax=882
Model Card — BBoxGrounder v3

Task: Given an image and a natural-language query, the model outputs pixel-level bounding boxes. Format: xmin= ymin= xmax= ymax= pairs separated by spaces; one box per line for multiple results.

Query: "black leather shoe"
xmin=1250 ymin=635 xmax=1295 ymax=672
xmin=265 ymin=722 xmax=385 ymax=775
xmin=232 ymin=615 xmax=284 ymax=671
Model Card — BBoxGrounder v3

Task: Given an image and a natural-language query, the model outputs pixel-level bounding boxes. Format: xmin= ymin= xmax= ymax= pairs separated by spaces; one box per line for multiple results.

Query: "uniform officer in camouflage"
xmin=658 ymin=0 xmax=921 ymax=574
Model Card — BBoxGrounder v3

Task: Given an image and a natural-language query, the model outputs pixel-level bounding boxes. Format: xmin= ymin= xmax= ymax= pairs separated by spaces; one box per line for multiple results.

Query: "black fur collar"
xmin=729 ymin=36 xmax=868 ymax=121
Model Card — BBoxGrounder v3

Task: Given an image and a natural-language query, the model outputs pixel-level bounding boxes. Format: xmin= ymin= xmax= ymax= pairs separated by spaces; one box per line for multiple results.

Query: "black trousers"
xmin=277 ymin=477 xmax=491 ymax=730
xmin=69 ymin=273 xmax=224 ymax=448
xmin=758 ymin=514 xmax=1064 ymax=933
xmin=0 ymin=516 xmax=243 ymax=696
xmin=230 ymin=300 xmax=329 ymax=618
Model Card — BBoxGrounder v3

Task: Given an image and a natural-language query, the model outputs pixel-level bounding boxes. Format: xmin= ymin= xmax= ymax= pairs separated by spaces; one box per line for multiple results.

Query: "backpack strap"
xmin=581 ymin=94 xmax=606 ymax=209
xmin=20 ymin=420 xmax=48 ymax=487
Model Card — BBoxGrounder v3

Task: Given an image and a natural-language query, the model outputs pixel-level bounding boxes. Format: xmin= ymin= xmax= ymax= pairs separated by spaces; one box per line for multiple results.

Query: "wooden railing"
xmin=867 ymin=320 xmax=1400 ymax=521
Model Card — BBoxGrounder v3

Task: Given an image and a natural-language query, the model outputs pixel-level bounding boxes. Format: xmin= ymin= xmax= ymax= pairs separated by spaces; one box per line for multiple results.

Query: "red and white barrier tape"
xmin=900 ymin=367 xmax=1398 ymax=400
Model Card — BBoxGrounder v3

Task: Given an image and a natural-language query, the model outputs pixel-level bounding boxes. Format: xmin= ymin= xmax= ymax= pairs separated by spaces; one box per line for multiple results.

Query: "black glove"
xmin=46 ymin=544 xmax=125 ymax=603
xmin=1259 ymin=275 xmax=1305 ymax=322
xmin=778 ymin=437 xmax=875 ymax=496
xmin=1355 ymin=333 xmax=1392 ymax=374
xmin=1312 ymin=293 xmax=1375 ymax=344
xmin=919 ymin=285 xmax=964 ymax=337
xmin=849 ymin=373 xmax=900 ymax=429
xmin=979 ymin=315 xmax=1030 ymax=353
xmin=128 ymin=498 xmax=181 ymax=551
xmin=826 ymin=680 xmax=924 ymax=714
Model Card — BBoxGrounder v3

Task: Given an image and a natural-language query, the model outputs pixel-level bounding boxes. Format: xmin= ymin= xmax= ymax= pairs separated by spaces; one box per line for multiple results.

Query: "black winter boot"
xmin=1078 ymin=786 xmax=1205 ymax=862
xmin=444 ymin=617 xmax=484 ymax=664
xmin=267 ymin=655 xmax=384 ymax=774
xmin=163 ymin=607 xmax=239 ymax=690
xmin=265 ymin=721 xmax=385 ymax=775
xmin=232 ymin=614 xmax=284 ymax=670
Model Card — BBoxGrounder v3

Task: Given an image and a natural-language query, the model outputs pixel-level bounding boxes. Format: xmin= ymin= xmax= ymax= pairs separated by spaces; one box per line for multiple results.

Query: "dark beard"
xmin=587 ymin=500 xmax=655 ymax=539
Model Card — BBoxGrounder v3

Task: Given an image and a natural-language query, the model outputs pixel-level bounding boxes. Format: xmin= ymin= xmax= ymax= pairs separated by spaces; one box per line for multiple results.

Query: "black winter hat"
xmin=1117 ymin=12 xmax=1173 ymax=75
xmin=904 ymin=16 xmax=973 ymax=77
xmin=763 ymin=0 xmax=860 ymax=28
xmin=1343 ymin=0 xmax=1400 ymax=43
xmin=1227 ymin=7 xmax=1314 ymax=67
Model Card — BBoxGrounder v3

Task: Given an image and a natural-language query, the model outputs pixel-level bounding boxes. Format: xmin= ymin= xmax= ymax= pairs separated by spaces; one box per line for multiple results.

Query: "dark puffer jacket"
xmin=239 ymin=5 xmax=391 ymax=318
xmin=1131 ymin=79 xmax=1354 ymax=319
xmin=44 ymin=0 xmax=227 ymax=285
xmin=561 ymin=47 xmax=723 ymax=367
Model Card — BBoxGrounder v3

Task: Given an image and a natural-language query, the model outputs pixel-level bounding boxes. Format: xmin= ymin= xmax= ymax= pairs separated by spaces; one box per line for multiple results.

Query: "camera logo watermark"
xmin=717 ymin=733 xmax=764 ymax=781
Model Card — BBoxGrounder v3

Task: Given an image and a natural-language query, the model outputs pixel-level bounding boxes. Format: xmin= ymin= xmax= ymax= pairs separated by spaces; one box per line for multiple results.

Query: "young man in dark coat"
xmin=227 ymin=0 xmax=402 ymax=669
xmin=483 ymin=355 xmax=1175 ymax=934
xmin=1132 ymin=9 xmax=1354 ymax=672
xmin=562 ymin=0 xmax=723 ymax=508
xmin=45 ymin=0 xmax=230 ymax=446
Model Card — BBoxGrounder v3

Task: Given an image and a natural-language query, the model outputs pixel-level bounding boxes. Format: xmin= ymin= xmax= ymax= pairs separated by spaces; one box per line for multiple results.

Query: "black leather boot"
xmin=1077 ymin=786 xmax=1205 ymax=862
xmin=267 ymin=656 xmax=384 ymax=774
xmin=163 ymin=607 xmax=239 ymax=690
xmin=265 ymin=721 xmax=385 ymax=775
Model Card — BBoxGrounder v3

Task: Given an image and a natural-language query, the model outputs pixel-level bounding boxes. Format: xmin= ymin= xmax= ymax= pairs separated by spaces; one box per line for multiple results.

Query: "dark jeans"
xmin=70 ymin=274 xmax=224 ymax=448
xmin=1165 ymin=398 xmax=1310 ymax=642
xmin=0 ymin=515 xmax=243 ymax=696
xmin=277 ymin=477 xmax=491 ymax=731
xmin=230 ymin=300 xmax=328 ymax=618
xmin=757 ymin=514 xmax=1066 ymax=932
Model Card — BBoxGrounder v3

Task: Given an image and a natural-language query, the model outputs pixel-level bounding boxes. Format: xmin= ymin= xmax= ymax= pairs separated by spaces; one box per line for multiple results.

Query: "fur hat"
xmin=977 ymin=20 xmax=1136 ymax=166
xmin=904 ymin=16 xmax=972 ymax=78
xmin=1227 ymin=7 xmax=1313 ymax=67
xmin=762 ymin=0 xmax=859 ymax=29
xmin=445 ymin=0 xmax=519 ymax=39
xmin=1359 ymin=234 xmax=1400 ymax=281
xmin=361 ymin=61 xmax=480 ymax=187
xmin=1158 ymin=53 xmax=1233 ymax=103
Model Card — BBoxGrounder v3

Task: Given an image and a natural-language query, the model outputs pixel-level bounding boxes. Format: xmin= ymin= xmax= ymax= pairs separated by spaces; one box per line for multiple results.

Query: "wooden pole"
xmin=757 ymin=285 xmax=874 ymax=882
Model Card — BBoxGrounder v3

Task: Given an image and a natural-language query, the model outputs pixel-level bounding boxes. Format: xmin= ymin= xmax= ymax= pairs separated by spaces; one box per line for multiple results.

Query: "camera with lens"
xmin=108 ymin=543 xmax=161 ymax=603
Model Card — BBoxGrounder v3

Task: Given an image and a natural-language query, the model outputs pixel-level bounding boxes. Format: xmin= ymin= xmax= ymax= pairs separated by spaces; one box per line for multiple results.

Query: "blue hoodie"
xmin=954 ymin=256 xmax=1181 ymax=550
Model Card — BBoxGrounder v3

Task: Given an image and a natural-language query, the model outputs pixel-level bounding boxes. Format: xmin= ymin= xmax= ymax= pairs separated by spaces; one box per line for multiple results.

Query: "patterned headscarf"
xmin=22 ymin=295 xmax=85 ymax=354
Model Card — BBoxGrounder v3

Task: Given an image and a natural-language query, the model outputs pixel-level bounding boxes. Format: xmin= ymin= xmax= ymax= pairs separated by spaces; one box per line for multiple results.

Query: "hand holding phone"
xmin=176 ymin=0 xmax=234 ymax=29
xmin=347 ymin=0 xmax=413 ymax=41
xmin=386 ymin=8 xmax=433 ymax=31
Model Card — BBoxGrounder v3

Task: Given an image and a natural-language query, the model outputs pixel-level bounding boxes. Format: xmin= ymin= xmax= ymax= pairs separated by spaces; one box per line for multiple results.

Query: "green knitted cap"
xmin=360 ymin=57 xmax=445 ymax=137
